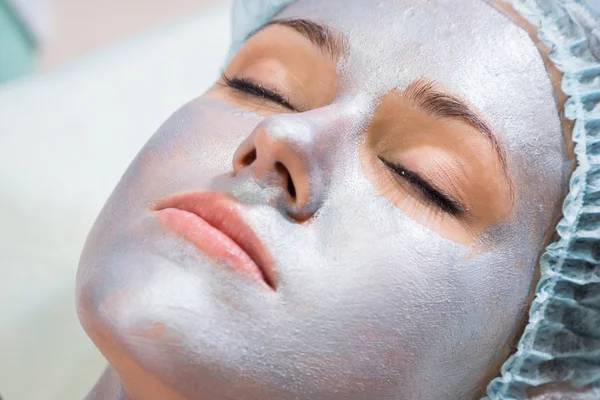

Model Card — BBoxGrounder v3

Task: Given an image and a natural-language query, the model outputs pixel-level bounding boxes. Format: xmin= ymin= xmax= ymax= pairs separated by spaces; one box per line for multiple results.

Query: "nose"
xmin=233 ymin=116 xmax=327 ymax=220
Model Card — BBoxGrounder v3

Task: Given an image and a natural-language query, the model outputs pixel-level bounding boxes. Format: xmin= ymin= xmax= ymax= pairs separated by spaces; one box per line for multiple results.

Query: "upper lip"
xmin=153 ymin=191 xmax=277 ymax=289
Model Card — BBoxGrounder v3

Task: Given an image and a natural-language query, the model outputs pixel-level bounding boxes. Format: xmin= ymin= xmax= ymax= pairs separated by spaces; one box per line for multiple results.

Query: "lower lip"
xmin=155 ymin=207 xmax=267 ymax=286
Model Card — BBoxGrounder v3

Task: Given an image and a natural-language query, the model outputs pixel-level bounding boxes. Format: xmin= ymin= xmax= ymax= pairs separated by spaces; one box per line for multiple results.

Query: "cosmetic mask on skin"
xmin=76 ymin=1 xmax=572 ymax=399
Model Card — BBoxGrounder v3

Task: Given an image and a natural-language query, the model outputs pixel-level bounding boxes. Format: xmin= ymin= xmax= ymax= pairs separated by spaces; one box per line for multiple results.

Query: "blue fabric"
xmin=227 ymin=0 xmax=600 ymax=398
xmin=0 ymin=0 xmax=35 ymax=83
xmin=227 ymin=0 xmax=294 ymax=63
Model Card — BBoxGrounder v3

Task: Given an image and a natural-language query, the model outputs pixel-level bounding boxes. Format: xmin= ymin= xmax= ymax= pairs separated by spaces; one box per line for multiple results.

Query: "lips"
xmin=153 ymin=192 xmax=276 ymax=290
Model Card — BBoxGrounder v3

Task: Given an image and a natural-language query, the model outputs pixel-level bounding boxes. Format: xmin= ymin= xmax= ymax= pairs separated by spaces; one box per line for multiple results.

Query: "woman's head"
xmin=77 ymin=1 xmax=574 ymax=399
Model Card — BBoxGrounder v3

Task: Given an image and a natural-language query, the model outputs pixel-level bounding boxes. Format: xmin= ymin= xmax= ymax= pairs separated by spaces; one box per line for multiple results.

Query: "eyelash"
xmin=221 ymin=72 xmax=298 ymax=111
xmin=379 ymin=157 xmax=466 ymax=217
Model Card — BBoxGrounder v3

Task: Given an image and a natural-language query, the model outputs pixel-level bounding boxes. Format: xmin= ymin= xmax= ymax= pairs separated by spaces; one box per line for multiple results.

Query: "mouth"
xmin=153 ymin=191 xmax=276 ymax=290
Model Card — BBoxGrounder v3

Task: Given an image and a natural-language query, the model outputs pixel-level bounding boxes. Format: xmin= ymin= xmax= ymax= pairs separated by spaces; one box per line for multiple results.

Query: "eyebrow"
xmin=247 ymin=18 xmax=348 ymax=59
xmin=404 ymin=80 xmax=510 ymax=180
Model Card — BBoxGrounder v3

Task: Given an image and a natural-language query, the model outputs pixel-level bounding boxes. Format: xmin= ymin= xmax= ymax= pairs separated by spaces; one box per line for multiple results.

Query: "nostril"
xmin=275 ymin=162 xmax=296 ymax=200
xmin=287 ymin=175 xmax=296 ymax=199
xmin=242 ymin=149 xmax=257 ymax=167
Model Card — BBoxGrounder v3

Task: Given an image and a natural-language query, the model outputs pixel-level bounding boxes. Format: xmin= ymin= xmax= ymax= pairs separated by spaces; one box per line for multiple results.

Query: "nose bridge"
xmin=259 ymin=113 xmax=322 ymax=162
xmin=233 ymin=101 xmax=367 ymax=220
xmin=257 ymin=101 xmax=370 ymax=185
xmin=261 ymin=99 xmax=368 ymax=158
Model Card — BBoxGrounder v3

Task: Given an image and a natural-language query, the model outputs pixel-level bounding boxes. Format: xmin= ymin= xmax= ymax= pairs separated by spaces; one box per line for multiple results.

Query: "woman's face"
xmin=77 ymin=1 xmax=571 ymax=399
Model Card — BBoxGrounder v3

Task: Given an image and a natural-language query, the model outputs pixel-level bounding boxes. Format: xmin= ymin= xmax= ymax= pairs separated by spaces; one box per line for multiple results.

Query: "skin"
xmin=77 ymin=0 xmax=572 ymax=399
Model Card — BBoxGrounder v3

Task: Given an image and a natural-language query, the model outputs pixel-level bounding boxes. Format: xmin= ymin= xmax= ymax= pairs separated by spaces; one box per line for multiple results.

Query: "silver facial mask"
xmin=77 ymin=1 xmax=570 ymax=399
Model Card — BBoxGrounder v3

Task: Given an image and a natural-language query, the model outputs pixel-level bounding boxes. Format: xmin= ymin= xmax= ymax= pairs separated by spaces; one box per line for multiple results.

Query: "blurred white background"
xmin=0 ymin=1 xmax=231 ymax=399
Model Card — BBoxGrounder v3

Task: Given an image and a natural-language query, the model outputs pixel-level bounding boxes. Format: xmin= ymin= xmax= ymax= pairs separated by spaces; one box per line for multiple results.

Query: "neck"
xmin=84 ymin=364 xmax=187 ymax=400
xmin=85 ymin=367 xmax=130 ymax=400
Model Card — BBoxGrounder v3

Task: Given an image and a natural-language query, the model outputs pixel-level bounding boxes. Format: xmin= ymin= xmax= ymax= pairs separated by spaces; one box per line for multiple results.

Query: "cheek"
xmin=148 ymin=98 xmax=261 ymax=175
xmin=77 ymin=99 xmax=267 ymax=339
xmin=308 ymin=158 xmax=536 ymax=376
xmin=109 ymin=98 xmax=264 ymax=210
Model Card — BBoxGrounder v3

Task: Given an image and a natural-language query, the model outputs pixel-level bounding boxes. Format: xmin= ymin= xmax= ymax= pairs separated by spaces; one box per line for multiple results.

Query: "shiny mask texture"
xmin=77 ymin=1 xmax=570 ymax=399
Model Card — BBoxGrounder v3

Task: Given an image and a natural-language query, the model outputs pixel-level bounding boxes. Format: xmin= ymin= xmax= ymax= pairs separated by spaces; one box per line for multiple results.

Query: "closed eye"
xmin=379 ymin=156 xmax=466 ymax=216
xmin=220 ymin=72 xmax=298 ymax=112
